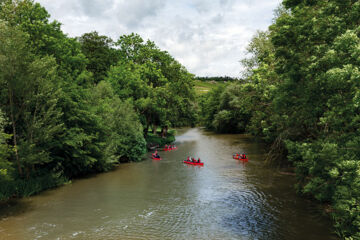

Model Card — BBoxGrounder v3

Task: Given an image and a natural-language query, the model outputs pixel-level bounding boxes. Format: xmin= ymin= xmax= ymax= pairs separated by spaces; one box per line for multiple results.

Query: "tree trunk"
xmin=161 ymin=126 xmax=168 ymax=138
xmin=26 ymin=166 xmax=30 ymax=180
xmin=152 ymin=124 xmax=157 ymax=135
xmin=144 ymin=117 xmax=151 ymax=137
xmin=143 ymin=126 xmax=149 ymax=137
xmin=9 ymin=89 xmax=22 ymax=176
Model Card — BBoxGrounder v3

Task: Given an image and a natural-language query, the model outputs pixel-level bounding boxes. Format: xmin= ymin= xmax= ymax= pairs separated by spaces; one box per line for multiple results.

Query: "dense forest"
xmin=0 ymin=0 xmax=196 ymax=200
xmin=199 ymin=1 xmax=360 ymax=238
xmin=1 ymin=0 xmax=359 ymax=239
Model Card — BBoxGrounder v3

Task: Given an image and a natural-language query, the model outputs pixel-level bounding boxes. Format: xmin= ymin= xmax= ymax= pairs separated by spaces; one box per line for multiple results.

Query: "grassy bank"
xmin=145 ymin=129 xmax=176 ymax=148
xmin=194 ymin=80 xmax=226 ymax=95
xmin=0 ymin=173 xmax=69 ymax=202
xmin=0 ymin=129 xmax=176 ymax=202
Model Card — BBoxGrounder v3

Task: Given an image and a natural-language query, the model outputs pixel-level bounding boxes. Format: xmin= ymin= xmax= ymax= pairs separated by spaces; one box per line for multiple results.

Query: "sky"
xmin=35 ymin=0 xmax=281 ymax=77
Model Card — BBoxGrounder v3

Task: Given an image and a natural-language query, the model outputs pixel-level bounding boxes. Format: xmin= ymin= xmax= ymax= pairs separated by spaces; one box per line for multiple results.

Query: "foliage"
xmin=109 ymin=33 xmax=197 ymax=132
xmin=198 ymin=1 xmax=360 ymax=238
xmin=145 ymin=130 xmax=176 ymax=147
xmin=0 ymin=171 xmax=68 ymax=201
xmin=91 ymin=81 xmax=146 ymax=163
xmin=0 ymin=20 xmax=63 ymax=177
xmin=0 ymin=109 xmax=11 ymax=184
xmin=0 ymin=0 xmax=88 ymax=78
xmin=198 ymin=84 xmax=226 ymax=130
xmin=211 ymin=83 xmax=253 ymax=133
xmin=78 ymin=31 xmax=119 ymax=84
xmin=241 ymin=30 xmax=274 ymax=79
xmin=0 ymin=0 xmax=195 ymax=202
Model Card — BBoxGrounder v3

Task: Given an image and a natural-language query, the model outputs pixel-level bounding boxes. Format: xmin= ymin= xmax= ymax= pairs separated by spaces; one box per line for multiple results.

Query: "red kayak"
xmin=151 ymin=154 xmax=161 ymax=160
xmin=233 ymin=155 xmax=248 ymax=161
xmin=183 ymin=160 xmax=204 ymax=166
xmin=163 ymin=147 xmax=177 ymax=151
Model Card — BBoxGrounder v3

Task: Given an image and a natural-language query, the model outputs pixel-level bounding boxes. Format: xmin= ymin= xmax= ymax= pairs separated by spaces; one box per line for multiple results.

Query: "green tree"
xmin=91 ymin=81 xmax=146 ymax=164
xmin=268 ymin=1 xmax=360 ymax=237
xmin=241 ymin=30 xmax=274 ymax=79
xmin=0 ymin=0 xmax=88 ymax=84
xmin=78 ymin=31 xmax=119 ymax=84
xmin=110 ymin=34 xmax=196 ymax=134
xmin=198 ymin=84 xmax=226 ymax=130
xmin=201 ymin=1 xmax=360 ymax=236
xmin=116 ymin=33 xmax=154 ymax=64
xmin=0 ymin=21 xmax=63 ymax=177
xmin=0 ymin=109 xmax=12 ymax=183
xmin=0 ymin=1 xmax=112 ymax=179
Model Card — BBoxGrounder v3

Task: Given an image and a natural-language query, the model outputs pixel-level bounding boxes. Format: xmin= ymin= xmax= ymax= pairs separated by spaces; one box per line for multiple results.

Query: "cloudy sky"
xmin=35 ymin=0 xmax=281 ymax=77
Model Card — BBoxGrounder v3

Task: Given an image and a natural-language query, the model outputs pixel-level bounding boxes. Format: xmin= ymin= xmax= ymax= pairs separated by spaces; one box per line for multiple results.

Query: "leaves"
xmin=198 ymin=0 xmax=360 ymax=237
xmin=0 ymin=1 xmax=196 ymax=201
xmin=108 ymin=34 xmax=196 ymax=130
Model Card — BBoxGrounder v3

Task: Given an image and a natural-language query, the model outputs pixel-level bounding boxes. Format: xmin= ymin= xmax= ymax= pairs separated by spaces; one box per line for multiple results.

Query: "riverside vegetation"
xmin=1 ymin=0 xmax=359 ymax=239
xmin=0 ymin=0 xmax=196 ymax=201
xmin=199 ymin=1 xmax=360 ymax=239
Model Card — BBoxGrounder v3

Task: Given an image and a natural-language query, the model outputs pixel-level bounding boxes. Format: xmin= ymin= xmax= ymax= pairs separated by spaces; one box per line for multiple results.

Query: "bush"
xmin=0 ymin=173 xmax=68 ymax=201
xmin=145 ymin=130 xmax=176 ymax=147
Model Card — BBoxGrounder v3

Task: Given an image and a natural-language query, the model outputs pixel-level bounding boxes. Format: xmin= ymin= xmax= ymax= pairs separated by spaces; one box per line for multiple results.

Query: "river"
xmin=0 ymin=128 xmax=337 ymax=240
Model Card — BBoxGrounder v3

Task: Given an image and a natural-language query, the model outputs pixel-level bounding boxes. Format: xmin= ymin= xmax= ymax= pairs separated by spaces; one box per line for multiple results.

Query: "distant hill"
xmin=194 ymin=80 xmax=224 ymax=95
xmin=195 ymin=76 xmax=240 ymax=82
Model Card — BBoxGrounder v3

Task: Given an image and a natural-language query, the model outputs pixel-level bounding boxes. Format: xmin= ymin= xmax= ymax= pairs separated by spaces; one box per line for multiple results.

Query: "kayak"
xmin=151 ymin=156 xmax=161 ymax=160
xmin=233 ymin=155 xmax=248 ymax=161
xmin=183 ymin=160 xmax=204 ymax=166
xmin=163 ymin=147 xmax=177 ymax=151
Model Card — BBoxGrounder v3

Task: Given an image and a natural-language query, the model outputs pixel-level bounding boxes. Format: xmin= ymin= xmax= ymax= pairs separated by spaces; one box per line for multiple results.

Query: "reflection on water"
xmin=0 ymin=128 xmax=337 ymax=240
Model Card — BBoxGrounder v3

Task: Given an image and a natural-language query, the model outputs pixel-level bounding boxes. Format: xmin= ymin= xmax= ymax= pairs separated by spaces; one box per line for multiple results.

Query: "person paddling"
xmin=152 ymin=151 xmax=160 ymax=158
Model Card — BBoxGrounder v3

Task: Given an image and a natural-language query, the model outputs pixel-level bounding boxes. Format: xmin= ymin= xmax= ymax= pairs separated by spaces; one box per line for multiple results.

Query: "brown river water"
xmin=0 ymin=128 xmax=337 ymax=240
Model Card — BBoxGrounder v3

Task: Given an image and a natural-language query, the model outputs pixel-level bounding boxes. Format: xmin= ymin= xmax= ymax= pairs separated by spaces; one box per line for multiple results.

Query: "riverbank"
xmin=0 ymin=129 xmax=177 ymax=203
xmin=145 ymin=129 xmax=176 ymax=149
xmin=0 ymin=173 xmax=69 ymax=203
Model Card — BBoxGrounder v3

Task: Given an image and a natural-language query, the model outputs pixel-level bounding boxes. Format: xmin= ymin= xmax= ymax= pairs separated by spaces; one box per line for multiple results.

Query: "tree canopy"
xmin=199 ymin=1 xmax=360 ymax=238
xmin=0 ymin=0 xmax=196 ymax=201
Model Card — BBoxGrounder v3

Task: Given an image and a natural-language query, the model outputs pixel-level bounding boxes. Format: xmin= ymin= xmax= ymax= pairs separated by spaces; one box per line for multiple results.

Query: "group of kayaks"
xmin=151 ymin=145 xmax=177 ymax=160
xmin=163 ymin=145 xmax=177 ymax=151
xmin=151 ymin=145 xmax=204 ymax=166
xmin=151 ymin=146 xmax=249 ymax=166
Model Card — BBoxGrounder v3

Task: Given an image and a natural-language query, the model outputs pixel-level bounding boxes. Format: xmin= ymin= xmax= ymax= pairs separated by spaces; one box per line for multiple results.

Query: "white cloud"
xmin=36 ymin=0 xmax=281 ymax=77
